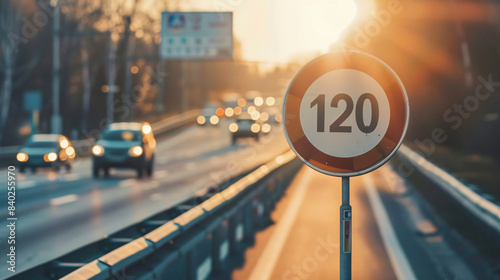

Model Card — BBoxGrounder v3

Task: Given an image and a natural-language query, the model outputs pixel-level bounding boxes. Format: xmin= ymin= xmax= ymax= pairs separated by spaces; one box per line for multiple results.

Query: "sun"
xmin=242 ymin=0 xmax=358 ymax=62
xmin=184 ymin=0 xmax=358 ymax=63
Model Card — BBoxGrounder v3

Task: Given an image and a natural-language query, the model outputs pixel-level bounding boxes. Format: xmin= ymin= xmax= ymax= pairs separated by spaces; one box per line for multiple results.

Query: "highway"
xmin=0 ymin=121 xmax=289 ymax=279
xmin=1 ymin=0 xmax=500 ymax=279
xmin=232 ymin=166 xmax=477 ymax=280
xmin=0 ymin=121 xmax=491 ymax=280
xmin=0 ymin=120 xmax=496 ymax=280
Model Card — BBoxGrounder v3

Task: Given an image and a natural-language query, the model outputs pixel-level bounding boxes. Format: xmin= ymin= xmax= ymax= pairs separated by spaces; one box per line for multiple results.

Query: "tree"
xmin=0 ymin=0 xmax=23 ymax=144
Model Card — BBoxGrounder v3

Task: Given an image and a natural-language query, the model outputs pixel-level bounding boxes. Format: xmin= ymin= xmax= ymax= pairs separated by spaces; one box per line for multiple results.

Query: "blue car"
xmin=92 ymin=122 xmax=156 ymax=178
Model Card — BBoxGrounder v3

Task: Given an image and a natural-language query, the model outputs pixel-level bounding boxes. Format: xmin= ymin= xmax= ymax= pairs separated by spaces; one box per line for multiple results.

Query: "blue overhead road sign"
xmin=160 ymin=12 xmax=233 ymax=60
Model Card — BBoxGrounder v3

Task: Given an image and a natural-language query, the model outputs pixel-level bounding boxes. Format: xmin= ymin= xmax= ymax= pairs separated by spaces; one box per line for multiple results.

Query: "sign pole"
xmin=340 ymin=176 xmax=352 ymax=280
xmin=281 ymin=51 xmax=409 ymax=280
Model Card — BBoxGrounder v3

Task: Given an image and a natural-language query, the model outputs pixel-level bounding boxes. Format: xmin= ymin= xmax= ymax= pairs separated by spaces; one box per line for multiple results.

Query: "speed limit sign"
xmin=282 ymin=51 xmax=409 ymax=177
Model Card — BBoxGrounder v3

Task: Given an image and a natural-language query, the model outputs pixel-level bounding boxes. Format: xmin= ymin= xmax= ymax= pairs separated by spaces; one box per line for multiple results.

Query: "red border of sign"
xmin=282 ymin=51 xmax=409 ymax=177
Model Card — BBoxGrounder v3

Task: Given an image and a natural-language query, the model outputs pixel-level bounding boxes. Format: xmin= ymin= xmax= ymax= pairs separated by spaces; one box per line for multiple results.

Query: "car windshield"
xmin=237 ymin=119 xmax=253 ymax=123
xmin=201 ymin=108 xmax=216 ymax=115
xmin=102 ymin=130 xmax=141 ymax=141
xmin=26 ymin=141 xmax=59 ymax=148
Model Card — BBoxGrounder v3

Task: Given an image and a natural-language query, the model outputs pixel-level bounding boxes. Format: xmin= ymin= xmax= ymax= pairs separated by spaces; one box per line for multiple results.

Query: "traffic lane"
xmin=236 ymin=167 xmax=397 ymax=280
xmin=12 ymin=132 xmax=273 ymax=222
xmin=12 ymin=124 xmax=285 ymax=228
xmin=0 ymin=125 xmax=208 ymax=190
xmin=5 ymin=124 xmax=274 ymax=217
xmin=1 ymin=125 xmax=229 ymax=211
xmin=234 ymin=164 xmax=475 ymax=280
xmin=368 ymin=165 xmax=477 ymax=280
xmin=17 ymin=127 xmax=287 ymax=242
xmin=8 ymin=129 xmax=288 ymax=277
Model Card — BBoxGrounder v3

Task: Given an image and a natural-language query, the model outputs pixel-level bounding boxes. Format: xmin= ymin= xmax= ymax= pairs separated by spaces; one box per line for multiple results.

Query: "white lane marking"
xmin=460 ymin=41 xmax=473 ymax=88
xmin=196 ymin=257 xmax=212 ymax=280
xmin=64 ymin=173 xmax=81 ymax=182
xmin=150 ymin=193 xmax=163 ymax=200
xmin=20 ymin=181 xmax=36 ymax=189
xmin=50 ymin=194 xmax=78 ymax=206
xmin=248 ymin=168 xmax=313 ymax=280
xmin=363 ymin=174 xmax=417 ymax=280
xmin=119 ymin=179 xmax=136 ymax=188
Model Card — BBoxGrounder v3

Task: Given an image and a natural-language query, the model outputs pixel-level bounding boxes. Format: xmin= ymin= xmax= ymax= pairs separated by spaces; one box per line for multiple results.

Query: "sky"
xmin=184 ymin=0 xmax=358 ymax=63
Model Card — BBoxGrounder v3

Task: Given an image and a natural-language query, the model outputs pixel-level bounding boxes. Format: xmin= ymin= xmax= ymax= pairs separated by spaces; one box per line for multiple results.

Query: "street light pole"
xmin=51 ymin=0 xmax=62 ymax=134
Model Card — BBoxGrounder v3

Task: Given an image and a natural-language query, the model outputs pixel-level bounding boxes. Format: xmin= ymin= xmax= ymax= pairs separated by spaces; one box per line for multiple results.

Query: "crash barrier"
xmin=0 ymin=110 xmax=200 ymax=164
xmin=398 ymin=145 xmax=500 ymax=278
xmin=8 ymin=150 xmax=301 ymax=280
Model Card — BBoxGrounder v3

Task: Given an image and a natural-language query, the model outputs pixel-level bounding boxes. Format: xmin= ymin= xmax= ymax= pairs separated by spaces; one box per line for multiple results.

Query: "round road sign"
xmin=282 ymin=50 xmax=409 ymax=177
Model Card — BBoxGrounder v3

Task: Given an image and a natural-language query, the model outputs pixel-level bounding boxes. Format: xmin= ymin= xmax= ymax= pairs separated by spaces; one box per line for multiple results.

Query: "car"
xmin=229 ymin=114 xmax=262 ymax=144
xmin=260 ymin=106 xmax=281 ymax=126
xmin=244 ymin=90 xmax=263 ymax=106
xmin=92 ymin=122 xmax=156 ymax=178
xmin=16 ymin=134 xmax=75 ymax=173
xmin=197 ymin=105 xmax=221 ymax=126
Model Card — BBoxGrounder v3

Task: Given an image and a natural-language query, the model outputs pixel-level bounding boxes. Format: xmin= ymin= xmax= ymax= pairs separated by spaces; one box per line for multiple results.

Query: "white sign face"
xmin=283 ymin=51 xmax=409 ymax=177
xmin=299 ymin=69 xmax=390 ymax=158
xmin=160 ymin=12 xmax=233 ymax=60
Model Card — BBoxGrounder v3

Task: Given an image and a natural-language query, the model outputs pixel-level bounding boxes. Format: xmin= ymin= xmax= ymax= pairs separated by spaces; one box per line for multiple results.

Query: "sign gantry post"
xmin=282 ymin=50 xmax=409 ymax=280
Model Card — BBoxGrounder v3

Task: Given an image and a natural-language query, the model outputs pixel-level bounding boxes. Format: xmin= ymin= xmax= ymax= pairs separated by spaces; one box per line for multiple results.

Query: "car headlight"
xmin=260 ymin=112 xmax=269 ymax=122
xmin=225 ymin=107 xmax=234 ymax=117
xmin=251 ymin=111 xmax=260 ymax=120
xmin=262 ymin=123 xmax=271 ymax=133
xmin=44 ymin=152 xmax=58 ymax=162
xmin=129 ymin=146 xmax=143 ymax=157
xmin=60 ymin=138 xmax=69 ymax=149
xmin=92 ymin=145 xmax=104 ymax=156
xmin=251 ymin=123 xmax=261 ymax=133
xmin=254 ymin=96 xmax=264 ymax=106
xmin=59 ymin=150 xmax=68 ymax=161
xmin=66 ymin=146 xmax=75 ymax=158
xmin=16 ymin=153 xmax=28 ymax=162
xmin=142 ymin=123 xmax=152 ymax=134
xmin=210 ymin=115 xmax=219 ymax=125
xmin=229 ymin=123 xmax=238 ymax=132
xmin=197 ymin=116 xmax=206 ymax=125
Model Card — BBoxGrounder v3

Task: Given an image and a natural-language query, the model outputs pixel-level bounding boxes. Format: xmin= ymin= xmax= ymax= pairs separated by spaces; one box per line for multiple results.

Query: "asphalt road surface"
xmin=232 ymin=165 xmax=477 ymax=280
xmin=0 ymin=121 xmax=288 ymax=279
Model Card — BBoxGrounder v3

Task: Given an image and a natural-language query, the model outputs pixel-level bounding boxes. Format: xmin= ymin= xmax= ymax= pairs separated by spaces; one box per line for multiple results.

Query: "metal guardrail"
xmin=399 ymin=145 xmax=500 ymax=232
xmin=8 ymin=150 xmax=300 ymax=280
xmin=398 ymin=144 xmax=500 ymax=278
xmin=0 ymin=110 xmax=200 ymax=163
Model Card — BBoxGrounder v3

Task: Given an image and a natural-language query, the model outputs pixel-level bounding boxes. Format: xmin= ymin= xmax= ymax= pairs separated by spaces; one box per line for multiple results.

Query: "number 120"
xmin=310 ymin=93 xmax=379 ymax=133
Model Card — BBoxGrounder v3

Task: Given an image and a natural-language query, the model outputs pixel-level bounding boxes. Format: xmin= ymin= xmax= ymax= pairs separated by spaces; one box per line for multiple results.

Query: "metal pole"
xmin=156 ymin=60 xmax=166 ymax=113
xmin=51 ymin=0 xmax=62 ymax=134
xmin=340 ymin=176 xmax=352 ymax=280
xmin=106 ymin=35 xmax=116 ymax=123
xmin=30 ymin=109 xmax=39 ymax=135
